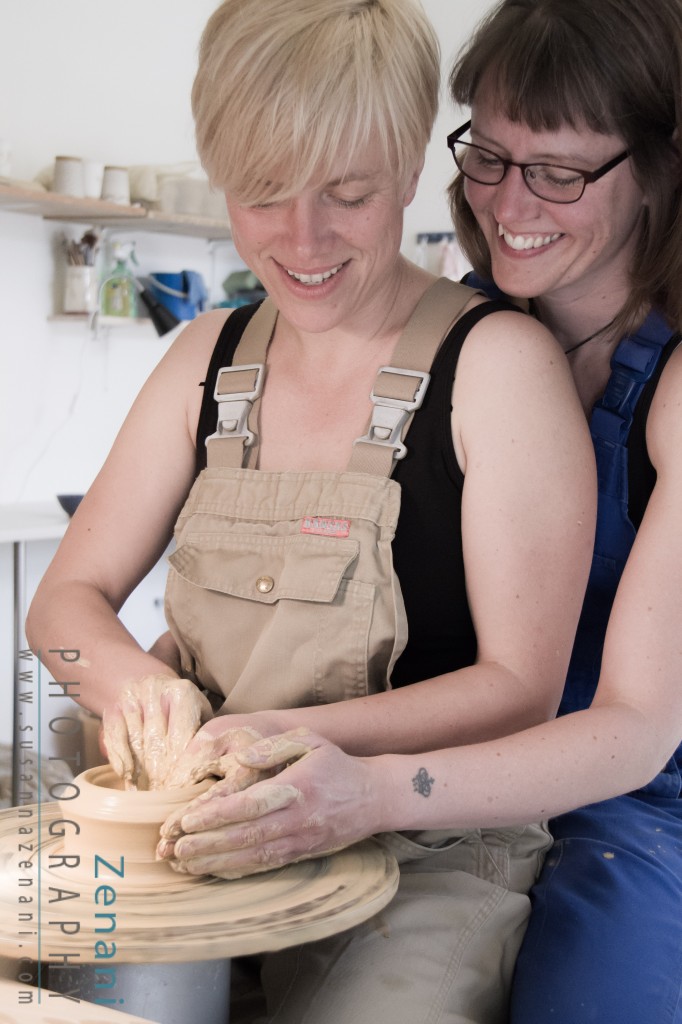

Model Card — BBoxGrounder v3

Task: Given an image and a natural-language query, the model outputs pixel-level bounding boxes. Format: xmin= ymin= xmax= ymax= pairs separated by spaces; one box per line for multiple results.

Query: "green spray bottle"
xmin=101 ymin=240 xmax=138 ymax=317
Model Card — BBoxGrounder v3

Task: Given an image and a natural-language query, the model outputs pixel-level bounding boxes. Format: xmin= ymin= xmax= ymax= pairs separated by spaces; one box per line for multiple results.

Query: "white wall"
xmin=404 ymin=0 xmax=494 ymax=252
xmin=0 ymin=0 xmax=493 ymax=750
xmin=0 ymin=0 xmax=492 ymax=504
xmin=0 ymin=0 xmax=244 ymax=505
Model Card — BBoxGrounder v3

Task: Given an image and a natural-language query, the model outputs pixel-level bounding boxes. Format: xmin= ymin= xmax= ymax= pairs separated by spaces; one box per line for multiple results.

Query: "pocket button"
xmin=256 ymin=575 xmax=275 ymax=594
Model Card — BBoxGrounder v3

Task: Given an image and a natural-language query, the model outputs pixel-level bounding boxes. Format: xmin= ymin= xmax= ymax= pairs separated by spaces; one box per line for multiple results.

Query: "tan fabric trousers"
xmin=230 ymin=822 xmax=551 ymax=1024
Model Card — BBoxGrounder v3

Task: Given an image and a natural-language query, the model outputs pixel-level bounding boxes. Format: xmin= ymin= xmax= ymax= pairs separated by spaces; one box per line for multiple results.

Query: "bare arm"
xmin=25 ymin=310 xmax=230 ymax=716
xmin=191 ymin=310 xmax=596 ymax=757
xmin=165 ymin=349 xmax=682 ymax=875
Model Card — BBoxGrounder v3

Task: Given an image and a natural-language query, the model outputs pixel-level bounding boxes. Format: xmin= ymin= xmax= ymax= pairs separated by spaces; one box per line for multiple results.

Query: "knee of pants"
xmin=510 ymin=835 xmax=682 ymax=1024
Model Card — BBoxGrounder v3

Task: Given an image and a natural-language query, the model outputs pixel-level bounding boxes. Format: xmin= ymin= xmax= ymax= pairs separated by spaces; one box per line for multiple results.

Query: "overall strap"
xmin=206 ymin=278 xmax=477 ymax=475
xmin=205 ymin=299 xmax=277 ymax=469
xmin=349 ymin=278 xmax=475 ymax=476
xmin=591 ymin=308 xmax=675 ymax=459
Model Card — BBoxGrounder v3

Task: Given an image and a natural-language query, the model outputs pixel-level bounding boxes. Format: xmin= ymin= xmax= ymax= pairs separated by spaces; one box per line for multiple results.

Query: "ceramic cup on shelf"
xmin=52 ymin=155 xmax=85 ymax=197
xmin=63 ymin=265 xmax=99 ymax=314
xmin=83 ymin=159 xmax=104 ymax=199
xmin=101 ymin=164 xmax=130 ymax=205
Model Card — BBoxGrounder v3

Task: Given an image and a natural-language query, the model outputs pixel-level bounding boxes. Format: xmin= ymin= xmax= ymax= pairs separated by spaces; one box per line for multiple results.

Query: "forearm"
xmin=373 ymin=702 xmax=669 ymax=831
xmin=252 ymin=661 xmax=557 ymax=756
xmin=26 ymin=579 xmax=178 ymax=717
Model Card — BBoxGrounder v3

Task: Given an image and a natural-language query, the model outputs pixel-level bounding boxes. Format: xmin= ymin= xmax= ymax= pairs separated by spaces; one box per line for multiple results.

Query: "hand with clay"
xmin=102 ymin=674 xmax=213 ymax=791
xmin=162 ymin=708 xmax=295 ymax=788
xmin=157 ymin=729 xmax=384 ymax=879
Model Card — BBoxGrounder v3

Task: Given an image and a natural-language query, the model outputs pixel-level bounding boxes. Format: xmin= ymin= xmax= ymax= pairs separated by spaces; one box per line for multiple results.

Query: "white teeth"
xmin=286 ymin=263 xmax=344 ymax=285
xmin=498 ymin=223 xmax=562 ymax=251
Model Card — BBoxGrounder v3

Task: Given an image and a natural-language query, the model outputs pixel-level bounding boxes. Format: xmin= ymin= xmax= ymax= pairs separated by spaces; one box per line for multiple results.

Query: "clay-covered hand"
xmin=162 ymin=710 xmax=292 ymax=789
xmin=102 ymin=674 xmax=213 ymax=791
xmin=157 ymin=729 xmax=383 ymax=879
xmin=162 ymin=720 xmax=268 ymax=790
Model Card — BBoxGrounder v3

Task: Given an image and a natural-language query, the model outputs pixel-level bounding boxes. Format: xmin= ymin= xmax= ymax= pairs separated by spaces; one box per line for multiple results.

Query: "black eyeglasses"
xmin=447 ymin=120 xmax=630 ymax=204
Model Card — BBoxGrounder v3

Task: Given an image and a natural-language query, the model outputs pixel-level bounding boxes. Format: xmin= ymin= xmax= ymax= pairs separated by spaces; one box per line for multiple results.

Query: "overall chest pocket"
xmin=166 ymin=530 xmax=392 ymax=711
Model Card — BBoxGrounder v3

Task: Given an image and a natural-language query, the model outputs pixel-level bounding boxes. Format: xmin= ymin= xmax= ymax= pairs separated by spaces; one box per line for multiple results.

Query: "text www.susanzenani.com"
xmin=10 ymin=647 xmax=125 ymax=1011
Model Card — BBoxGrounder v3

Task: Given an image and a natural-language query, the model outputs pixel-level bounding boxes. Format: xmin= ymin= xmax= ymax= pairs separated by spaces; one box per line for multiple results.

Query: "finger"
xmin=156 ymin=836 xmax=178 ymax=860
xmin=164 ymin=757 xmax=217 ymax=789
xmin=159 ymin=774 xmax=243 ymax=841
xmin=159 ymin=803 xmax=187 ymax=842
xmin=174 ymin=833 xmax=325 ymax=880
xmin=235 ymin=729 xmax=319 ymax=770
xmin=181 ymin=782 xmax=301 ymax=833
xmin=163 ymin=726 xmax=265 ymax=788
xmin=215 ymin=755 xmax=270 ymax=792
xmin=120 ymin=693 xmax=147 ymax=788
xmin=165 ymin=683 xmax=212 ymax=758
xmin=159 ymin=767 xmax=268 ymax=840
xmin=167 ymin=857 xmax=191 ymax=875
xmin=142 ymin=684 xmax=171 ymax=789
xmin=163 ymin=731 xmax=224 ymax=788
xmin=101 ymin=706 xmax=135 ymax=787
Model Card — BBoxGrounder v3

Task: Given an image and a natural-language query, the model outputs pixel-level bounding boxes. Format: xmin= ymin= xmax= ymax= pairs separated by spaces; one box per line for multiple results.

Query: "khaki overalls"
xmin=164 ymin=278 xmax=551 ymax=1024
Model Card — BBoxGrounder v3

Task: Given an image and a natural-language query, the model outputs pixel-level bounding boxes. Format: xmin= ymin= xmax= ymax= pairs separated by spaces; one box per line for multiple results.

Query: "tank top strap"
xmin=203 ymin=279 xmax=481 ymax=477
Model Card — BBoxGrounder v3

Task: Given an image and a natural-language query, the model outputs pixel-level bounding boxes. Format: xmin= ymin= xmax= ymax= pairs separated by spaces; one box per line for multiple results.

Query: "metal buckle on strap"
xmin=354 ymin=366 xmax=431 ymax=461
xmin=205 ymin=363 xmax=264 ymax=448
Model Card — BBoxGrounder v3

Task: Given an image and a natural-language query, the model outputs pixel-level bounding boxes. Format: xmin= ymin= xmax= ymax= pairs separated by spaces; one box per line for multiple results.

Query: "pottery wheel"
xmin=0 ymin=802 xmax=399 ymax=964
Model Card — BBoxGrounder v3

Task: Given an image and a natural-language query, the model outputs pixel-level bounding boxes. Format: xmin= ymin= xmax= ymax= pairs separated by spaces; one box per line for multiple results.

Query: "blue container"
xmin=148 ymin=271 xmax=207 ymax=320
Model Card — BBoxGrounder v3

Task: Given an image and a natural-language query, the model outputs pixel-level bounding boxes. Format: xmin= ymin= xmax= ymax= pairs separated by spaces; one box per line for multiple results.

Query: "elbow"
xmin=597 ymin=701 xmax=682 ymax=793
xmin=638 ymin=735 xmax=681 ymax=789
xmin=25 ymin=574 xmax=81 ymax=653
xmin=25 ymin=584 xmax=50 ymax=656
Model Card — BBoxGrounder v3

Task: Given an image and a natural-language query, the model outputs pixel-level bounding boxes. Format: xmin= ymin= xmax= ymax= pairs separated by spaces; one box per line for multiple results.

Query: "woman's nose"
xmin=286 ymin=197 xmax=329 ymax=252
xmin=492 ymin=165 xmax=540 ymax=223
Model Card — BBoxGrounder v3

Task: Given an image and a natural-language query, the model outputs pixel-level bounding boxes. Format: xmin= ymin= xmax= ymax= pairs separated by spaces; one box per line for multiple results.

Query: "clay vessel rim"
xmin=77 ymin=764 xmax=210 ymax=799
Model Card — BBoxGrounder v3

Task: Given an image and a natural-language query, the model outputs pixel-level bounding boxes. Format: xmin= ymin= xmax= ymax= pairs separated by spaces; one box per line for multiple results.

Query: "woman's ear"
xmin=402 ymin=158 xmax=425 ymax=207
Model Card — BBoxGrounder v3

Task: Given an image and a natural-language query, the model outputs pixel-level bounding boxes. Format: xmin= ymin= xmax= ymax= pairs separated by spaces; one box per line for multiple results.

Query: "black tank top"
xmin=195 ymin=298 xmax=521 ymax=687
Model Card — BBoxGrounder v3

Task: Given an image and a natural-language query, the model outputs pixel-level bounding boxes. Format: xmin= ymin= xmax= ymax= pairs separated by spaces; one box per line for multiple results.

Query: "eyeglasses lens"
xmin=454 ymin=142 xmax=585 ymax=203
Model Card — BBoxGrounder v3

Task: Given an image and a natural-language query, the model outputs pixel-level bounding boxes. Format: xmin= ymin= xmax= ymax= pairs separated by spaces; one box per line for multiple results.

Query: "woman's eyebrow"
xmin=470 ymin=129 xmax=590 ymax=166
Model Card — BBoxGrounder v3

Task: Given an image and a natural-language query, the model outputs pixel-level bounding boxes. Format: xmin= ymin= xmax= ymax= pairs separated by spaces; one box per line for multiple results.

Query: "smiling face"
xmin=464 ymin=89 xmax=648 ymax=314
xmin=225 ymin=142 xmax=419 ymax=337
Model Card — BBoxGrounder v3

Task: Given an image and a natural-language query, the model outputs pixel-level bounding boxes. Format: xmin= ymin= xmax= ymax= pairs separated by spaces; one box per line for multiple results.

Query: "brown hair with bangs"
xmin=448 ymin=0 xmax=682 ymax=333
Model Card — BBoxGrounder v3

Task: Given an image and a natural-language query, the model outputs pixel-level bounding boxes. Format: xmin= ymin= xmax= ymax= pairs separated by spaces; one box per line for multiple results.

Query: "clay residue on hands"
xmin=164 ymin=726 xmax=264 ymax=789
xmin=235 ymin=728 xmax=316 ymax=769
xmin=102 ymin=674 xmax=213 ymax=791
xmin=156 ymin=750 xmax=280 ymax=861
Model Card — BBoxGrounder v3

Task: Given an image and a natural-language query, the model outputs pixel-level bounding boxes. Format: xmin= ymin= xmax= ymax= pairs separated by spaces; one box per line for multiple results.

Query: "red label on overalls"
xmin=301 ymin=517 xmax=351 ymax=538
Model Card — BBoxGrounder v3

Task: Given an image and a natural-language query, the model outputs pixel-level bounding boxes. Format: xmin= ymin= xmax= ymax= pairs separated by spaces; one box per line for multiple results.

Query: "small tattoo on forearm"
xmin=412 ymin=767 xmax=435 ymax=797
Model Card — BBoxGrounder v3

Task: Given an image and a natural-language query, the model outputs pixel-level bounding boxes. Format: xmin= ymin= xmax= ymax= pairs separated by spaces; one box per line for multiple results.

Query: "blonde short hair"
xmin=192 ymin=0 xmax=440 ymax=204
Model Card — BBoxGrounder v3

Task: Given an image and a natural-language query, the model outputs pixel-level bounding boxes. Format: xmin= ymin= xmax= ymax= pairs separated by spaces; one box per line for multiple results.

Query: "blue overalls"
xmin=465 ymin=275 xmax=682 ymax=1022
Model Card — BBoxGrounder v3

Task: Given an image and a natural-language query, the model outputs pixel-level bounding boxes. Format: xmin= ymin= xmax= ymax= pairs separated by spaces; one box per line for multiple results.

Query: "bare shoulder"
xmin=459 ymin=299 xmax=564 ymax=365
xmin=451 ymin=300 xmax=590 ymax=475
xmin=646 ymin=341 xmax=682 ymax=476
xmin=454 ymin=300 xmax=574 ymax=412
xmin=146 ymin=308 xmax=233 ymax=437
xmin=160 ymin=307 xmax=232 ymax=378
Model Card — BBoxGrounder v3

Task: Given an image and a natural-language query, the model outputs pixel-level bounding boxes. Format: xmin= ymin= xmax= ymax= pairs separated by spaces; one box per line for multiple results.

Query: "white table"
xmin=0 ymin=502 xmax=69 ymax=804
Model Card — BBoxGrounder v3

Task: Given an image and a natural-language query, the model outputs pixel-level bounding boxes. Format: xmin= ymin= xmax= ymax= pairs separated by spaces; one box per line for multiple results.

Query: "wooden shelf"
xmin=0 ymin=182 xmax=232 ymax=240
xmin=48 ymin=314 xmax=153 ymax=327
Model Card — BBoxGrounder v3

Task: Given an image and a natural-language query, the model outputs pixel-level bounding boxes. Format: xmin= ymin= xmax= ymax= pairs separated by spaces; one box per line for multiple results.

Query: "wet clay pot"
xmin=58 ymin=765 xmax=213 ymax=885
